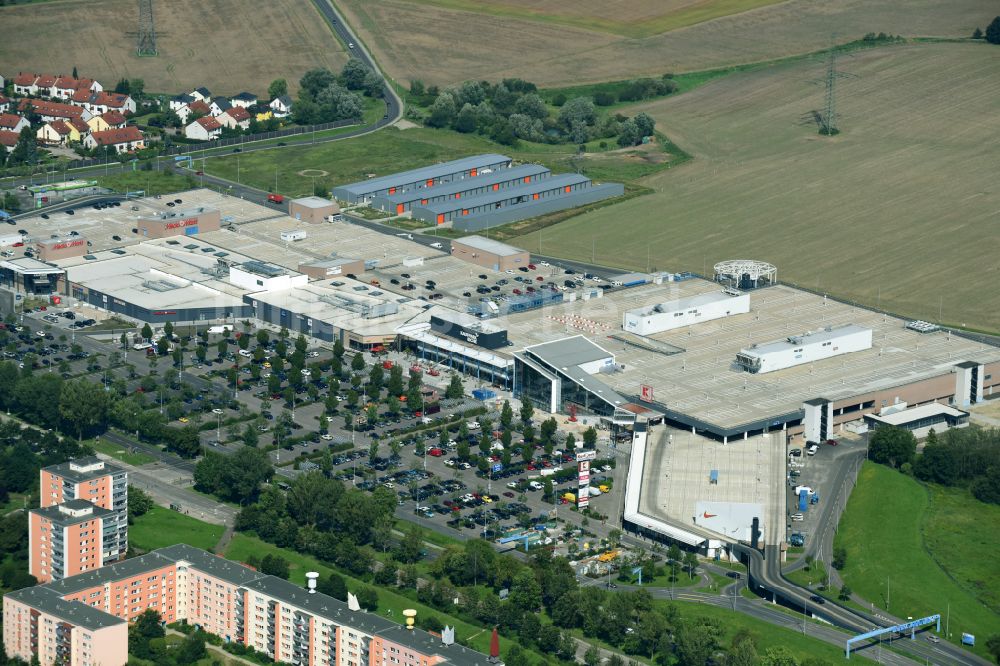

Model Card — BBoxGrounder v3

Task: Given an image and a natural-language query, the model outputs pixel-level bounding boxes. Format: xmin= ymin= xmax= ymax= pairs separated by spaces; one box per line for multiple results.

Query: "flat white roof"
xmin=290 ymin=196 xmax=336 ymax=209
xmin=628 ymin=290 xmax=740 ymax=317
xmin=741 ymin=324 xmax=871 ymax=357
xmin=452 ymin=235 xmax=527 ymax=258
xmin=866 ymin=403 xmax=967 ymax=426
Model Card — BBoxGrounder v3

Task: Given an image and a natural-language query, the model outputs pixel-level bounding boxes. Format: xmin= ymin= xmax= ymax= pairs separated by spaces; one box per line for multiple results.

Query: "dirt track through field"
xmin=0 ymin=0 xmax=348 ymax=95
xmin=514 ymin=43 xmax=1000 ymax=331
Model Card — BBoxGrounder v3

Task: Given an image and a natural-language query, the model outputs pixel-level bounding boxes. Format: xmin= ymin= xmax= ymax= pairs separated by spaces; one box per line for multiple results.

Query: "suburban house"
xmin=0 ymin=114 xmax=30 ymax=134
xmin=52 ymin=76 xmax=102 ymax=100
xmin=169 ymin=93 xmax=195 ymax=112
xmin=269 ymin=95 xmax=293 ymax=117
xmin=218 ymin=106 xmax=251 ymax=130
xmin=98 ymin=110 xmax=127 ymax=129
xmin=190 ymin=87 xmax=212 ymax=103
xmin=208 ymin=98 xmax=231 ymax=116
xmin=173 ymin=104 xmax=193 ymax=124
xmin=13 ymin=73 xmax=43 ymax=96
xmin=70 ymin=90 xmax=136 ymax=115
xmin=185 ymin=116 xmax=222 ymax=141
xmin=36 ymin=120 xmax=77 ymax=146
xmin=0 ymin=131 xmax=19 ymax=152
xmin=230 ymin=92 xmax=258 ymax=108
xmin=0 ymin=94 xmax=11 ymax=114
xmin=83 ymin=126 xmax=145 ymax=154
xmin=68 ymin=117 xmax=91 ymax=139
xmin=19 ymin=99 xmax=92 ymax=123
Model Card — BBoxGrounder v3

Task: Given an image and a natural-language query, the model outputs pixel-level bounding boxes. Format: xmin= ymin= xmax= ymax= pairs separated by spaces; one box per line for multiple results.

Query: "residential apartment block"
xmin=31 ymin=457 xmax=128 ymax=583
xmin=29 ymin=500 xmax=116 ymax=583
xmin=4 ymin=544 xmax=489 ymax=666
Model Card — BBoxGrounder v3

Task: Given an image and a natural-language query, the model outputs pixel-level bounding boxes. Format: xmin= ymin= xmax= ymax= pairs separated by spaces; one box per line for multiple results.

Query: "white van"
xmin=806 ymin=444 xmax=819 ymax=456
xmin=528 ymin=481 xmax=543 ymax=491
xmin=132 ymin=342 xmax=152 ymax=351
xmin=238 ymin=348 xmax=252 ymax=357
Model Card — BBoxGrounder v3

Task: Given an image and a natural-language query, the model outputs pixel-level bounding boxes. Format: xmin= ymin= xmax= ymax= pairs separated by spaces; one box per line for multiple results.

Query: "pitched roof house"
xmin=0 ymin=114 xmax=30 ymax=134
xmin=83 ymin=126 xmax=145 ymax=153
xmin=185 ymin=116 xmax=222 ymax=141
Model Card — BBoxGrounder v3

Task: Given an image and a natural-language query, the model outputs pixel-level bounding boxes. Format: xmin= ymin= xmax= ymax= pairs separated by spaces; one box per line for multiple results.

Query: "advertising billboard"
xmin=430 ymin=315 xmax=508 ymax=349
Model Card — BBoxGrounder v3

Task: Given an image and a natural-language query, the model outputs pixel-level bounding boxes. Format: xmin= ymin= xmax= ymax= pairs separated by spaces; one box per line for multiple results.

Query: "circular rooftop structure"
xmin=714 ymin=259 xmax=777 ymax=290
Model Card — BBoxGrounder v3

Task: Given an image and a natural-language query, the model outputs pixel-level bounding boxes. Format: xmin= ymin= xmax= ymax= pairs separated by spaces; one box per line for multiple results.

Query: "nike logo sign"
xmin=703 ymin=512 xmax=717 ymax=519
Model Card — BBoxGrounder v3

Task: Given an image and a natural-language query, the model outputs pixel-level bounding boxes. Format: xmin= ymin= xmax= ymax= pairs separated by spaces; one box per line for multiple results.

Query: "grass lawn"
xmin=88 ymin=437 xmax=156 ymax=466
xmin=393 ymin=518 xmax=462 ymax=549
xmin=0 ymin=492 xmax=27 ymax=515
xmin=669 ymin=600 xmax=877 ymax=664
xmin=835 ymin=462 xmax=998 ymax=658
xmin=96 ymin=169 xmax=198 ymax=196
xmin=130 ymin=506 xmax=225 ymax=553
xmin=224 ymin=533 xmax=546 ymax=662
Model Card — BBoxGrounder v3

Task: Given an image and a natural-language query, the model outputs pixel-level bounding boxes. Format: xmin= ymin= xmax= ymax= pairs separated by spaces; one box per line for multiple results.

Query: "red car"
xmin=428 ymin=448 xmax=444 ymax=457
xmin=825 ymin=439 xmax=838 ymax=446
xmin=513 ymin=289 xmax=522 ymax=295
xmin=528 ymin=263 xmax=536 ymax=270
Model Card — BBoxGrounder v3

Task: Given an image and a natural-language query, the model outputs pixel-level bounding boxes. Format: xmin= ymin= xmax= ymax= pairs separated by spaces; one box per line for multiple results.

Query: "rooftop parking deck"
xmin=502 ymin=279 xmax=1000 ymax=432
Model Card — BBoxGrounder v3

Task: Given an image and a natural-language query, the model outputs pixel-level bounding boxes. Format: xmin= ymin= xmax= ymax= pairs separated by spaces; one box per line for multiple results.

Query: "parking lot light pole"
xmin=216 ymin=412 xmax=221 ymax=442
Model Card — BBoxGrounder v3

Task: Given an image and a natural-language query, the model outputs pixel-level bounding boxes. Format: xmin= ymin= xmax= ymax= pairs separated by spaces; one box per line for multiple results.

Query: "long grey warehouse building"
xmin=331 ymin=154 xmax=512 ymax=204
xmin=371 ymin=164 xmax=550 ymax=214
xmin=412 ymin=173 xmax=593 ymax=225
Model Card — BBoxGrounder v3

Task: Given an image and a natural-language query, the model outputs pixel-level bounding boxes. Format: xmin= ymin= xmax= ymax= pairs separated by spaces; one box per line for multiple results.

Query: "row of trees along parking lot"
xmin=407 ymin=77 xmax=661 ymax=147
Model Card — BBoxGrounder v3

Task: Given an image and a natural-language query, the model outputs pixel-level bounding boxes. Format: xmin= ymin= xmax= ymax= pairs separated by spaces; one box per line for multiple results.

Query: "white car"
xmin=444 ymin=459 xmax=456 ymax=467
xmin=505 ymin=269 xmax=515 ymax=274
xmin=383 ymin=482 xmax=395 ymax=489
xmin=336 ymin=395 xmax=347 ymax=401
xmin=321 ymin=434 xmax=334 ymax=441
xmin=309 ymin=351 xmax=320 ymax=357
xmin=807 ymin=444 xmax=819 ymax=456
xmin=301 ymin=368 xmax=311 ymax=376
xmin=540 ymin=261 xmax=550 ymax=266
xmin=507 ymin=481 xmax=518 ymax=489
xmin=429 ymin=242 xmax=442 ymax=249
xmin=790 ymin=513 xmax=804 ymax=521
xmin=211 ymin=408 xmax=223 ymax=415
xmin=591 ymin=276 xmax=602 ymax=282
xmin=468 ymin=421 xmax=480 ymax=429
xmin=348 ymin=42 xmax=355 ymax=49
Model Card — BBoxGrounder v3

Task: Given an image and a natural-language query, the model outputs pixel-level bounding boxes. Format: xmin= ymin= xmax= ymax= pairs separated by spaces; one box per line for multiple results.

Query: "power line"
xmin=137 ymin=0 xmax=157 ymax=57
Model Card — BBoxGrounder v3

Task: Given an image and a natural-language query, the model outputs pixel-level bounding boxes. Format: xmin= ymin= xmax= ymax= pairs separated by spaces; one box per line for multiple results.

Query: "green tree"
xmin=519 ymin=400 xmax=534 ymax=424
xmin=985 ymin=634 xmax=1000 ymax=663
xmin=760 ymin=646 xmax=799 ymax=666
xmin=832 ymin=544 xmax=847 ymax=570
xmin=427 ymin=92 xmax=457 ymax=128
xmin=986 ymin=16 xmax=1000 ymax=44
xmin=8 ymin=127 xmax=38 ymax=166
xmin=242 ymin=423 xmax=259 ymax=447
xmin=355 ymin=586 xmax=379 ymax=611
xmin=509 ymin=569 xmax=542 ymax=612
xmin=838 ymin=584 xmax=852 ymax=601
xmin=268 ymin=78 xmax=288 ymax=100
xmin=564 ymin=432 xmax=576 ymax=452
xmin=175 ymin=630 xmax=207 ymax=663
xmin=141 ymin=323 xmax=153 ymax=340
xmin=317 ymin=572 xmax=348 ymax=600
xmin=351 ymin=353 xmax=366 ymax=373
xmin=500 ymin=400 xmax=514 ymax=428
xmin=583 ymin=426 xmax=597 ymax=449
xmin=445 ymin=373 xmax=464 ymax=399
xmin=260 ymin=553 xmax=291 ymax=579
xmin=868 ymin=426 xmax=916 ymax=468
xmin=58 ymin=379 xmax=109 ymax=440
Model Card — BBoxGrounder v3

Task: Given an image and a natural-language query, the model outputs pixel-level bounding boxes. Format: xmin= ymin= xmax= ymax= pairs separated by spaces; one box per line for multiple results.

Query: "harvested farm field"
xmin=0 ymin=0 xmax=347 ymax=95
xmin=516 ymin=43 xmax=1000 ymax=332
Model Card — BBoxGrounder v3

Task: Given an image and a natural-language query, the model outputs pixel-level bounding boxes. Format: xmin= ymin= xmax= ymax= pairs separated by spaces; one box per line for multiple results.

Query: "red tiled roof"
xmin=13 ymin=72 xmax=38 ymax=86
xmin=188 ymin=100 xmax=211 ymax=115
xmin=54 ymin=77 xmax=96 ymax=91
xmin=196 ymin=116 xmax=222 ymax=130
xmin=90 ymin=126 xmax=143 ymax=146
xmin=0 ymin=130 xmax=19 ymax=147
xmin=100 ymin=110 xmax=127 ymax=126
xmin=35 ymin=75 xmax=57 ymax=88
xmin=48 ymin=120 xmax=73 ymax=136
xmin=226 ymin=107 xmax=251 ymax=122
xmin=68 ymin=118 xmax=91 ymax=134
xmin=71 ymin=89 xmax=92 ymax=104
xmin=0 ymin=95 xmax=10 ymax=104
xmin=94 ymin=92 xmax=130 ymax=108
xmin=0 ymin=114 xmax=26 ymax=130
xmin=19 ymin=99 xmax=85 ymax=119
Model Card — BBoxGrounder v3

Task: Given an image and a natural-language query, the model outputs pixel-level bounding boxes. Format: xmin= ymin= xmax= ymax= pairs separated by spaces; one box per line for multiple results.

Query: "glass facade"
xmin=514 ymin=353 xmax=618 ymax=418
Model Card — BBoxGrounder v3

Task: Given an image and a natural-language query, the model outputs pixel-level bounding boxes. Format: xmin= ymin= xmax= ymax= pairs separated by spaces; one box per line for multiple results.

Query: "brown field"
xmin=337 ymin=0 xmax=996 ymax=87
xmin=513 ymin=43 xmax=1000 ymax=332
xmin=0 ymin=0 xmax=347 ymax=95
